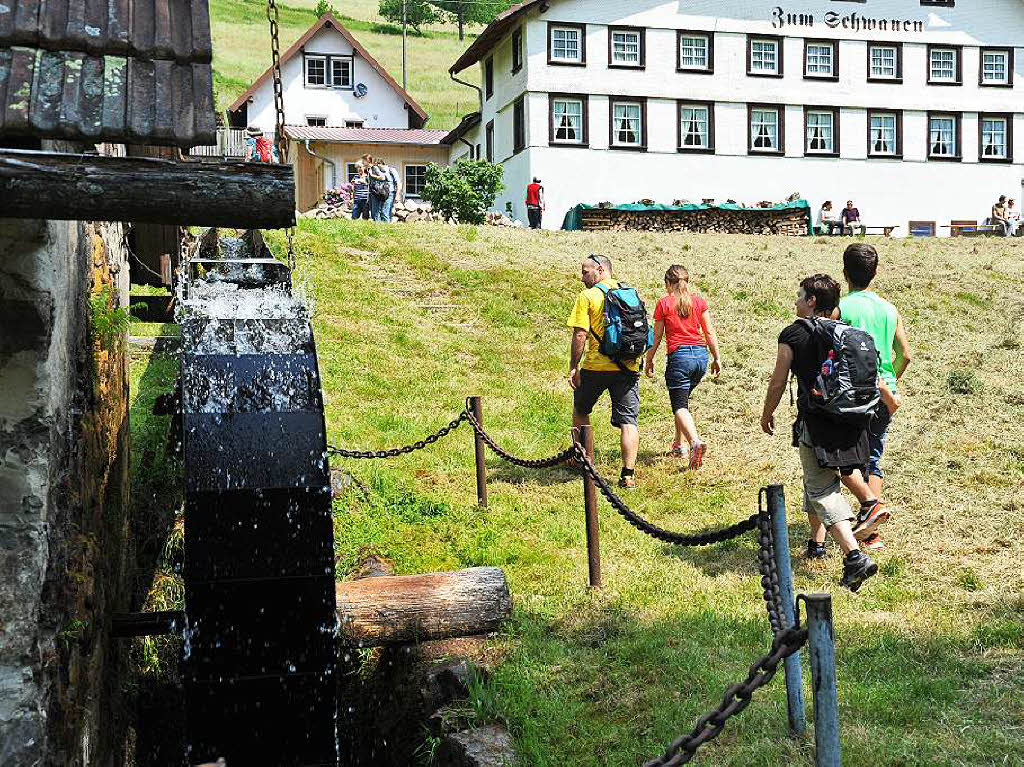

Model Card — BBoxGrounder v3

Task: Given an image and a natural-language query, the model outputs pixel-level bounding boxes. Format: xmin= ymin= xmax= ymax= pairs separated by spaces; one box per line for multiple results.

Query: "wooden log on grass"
xmin=336 ymin=566 xmax=512 ymax=648
xmin=0 ymin=149 xmax=295 ymax=228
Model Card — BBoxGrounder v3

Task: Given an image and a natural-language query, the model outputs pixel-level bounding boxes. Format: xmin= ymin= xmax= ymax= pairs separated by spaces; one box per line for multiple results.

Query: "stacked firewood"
xmin=580 ymin=206 xmax=808 ymax=235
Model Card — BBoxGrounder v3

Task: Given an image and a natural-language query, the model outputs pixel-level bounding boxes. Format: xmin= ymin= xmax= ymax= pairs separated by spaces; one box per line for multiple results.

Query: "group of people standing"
xmin=567 ymin=243 xmax=911 ymax=592
xmin=351 ymin=155 xmax=402 ymax=222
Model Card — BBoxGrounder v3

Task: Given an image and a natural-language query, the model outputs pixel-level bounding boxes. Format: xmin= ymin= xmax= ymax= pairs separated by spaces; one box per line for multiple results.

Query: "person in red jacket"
xmin=525 ymin=178 xmax=545 ymax=229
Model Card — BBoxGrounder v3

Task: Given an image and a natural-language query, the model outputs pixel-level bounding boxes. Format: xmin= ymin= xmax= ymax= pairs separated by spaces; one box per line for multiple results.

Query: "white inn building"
xmin=448 ymin=0 xmax=1024 ymax=234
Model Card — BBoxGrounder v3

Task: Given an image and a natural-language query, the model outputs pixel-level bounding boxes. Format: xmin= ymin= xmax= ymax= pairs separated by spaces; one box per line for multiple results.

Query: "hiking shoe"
xmin=839 ymin=551 xmax=878 ymax=593
xmin=688 ymin=442 xmax=706 ymax=470
xmin=852 ymin=501 xmax=891 ymax=541
xmin=862 ymin=532 xmax=885 ymax=551
xmin=806 ymin=540 xmax=828 ymax=559
xmin=618 ymin=475 xmax=636 ymax=489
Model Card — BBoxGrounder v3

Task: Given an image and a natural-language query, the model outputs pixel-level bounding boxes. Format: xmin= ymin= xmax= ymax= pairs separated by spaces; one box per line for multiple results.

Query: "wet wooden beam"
xmin=111 ymin=610 xmax=185 ymax=638
xmin=336 ymin=567 xmax=512 ymax=648
xmin=0 ymin=149 xmax=295 ymax=228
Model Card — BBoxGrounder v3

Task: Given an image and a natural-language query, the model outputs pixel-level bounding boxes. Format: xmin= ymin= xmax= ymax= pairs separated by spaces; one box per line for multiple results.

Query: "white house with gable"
xmin=228 ymin=13 xmax=429 ymax=137
xmin=449 ymin=0 xmax=1024 ymax=233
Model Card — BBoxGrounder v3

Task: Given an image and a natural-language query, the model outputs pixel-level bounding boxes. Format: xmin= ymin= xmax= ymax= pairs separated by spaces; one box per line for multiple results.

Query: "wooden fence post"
xmin=578 ymin=424 xmax=601 ymax=588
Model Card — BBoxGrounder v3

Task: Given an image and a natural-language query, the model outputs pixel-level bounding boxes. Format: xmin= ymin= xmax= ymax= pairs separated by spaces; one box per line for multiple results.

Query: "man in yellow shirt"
xmin=567 ymin=255 xmax=641 ymax=488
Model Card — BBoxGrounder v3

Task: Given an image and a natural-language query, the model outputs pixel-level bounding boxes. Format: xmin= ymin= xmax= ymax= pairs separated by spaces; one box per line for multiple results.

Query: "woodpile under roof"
xmin=0 ymin=0 xmax=215 ymax=147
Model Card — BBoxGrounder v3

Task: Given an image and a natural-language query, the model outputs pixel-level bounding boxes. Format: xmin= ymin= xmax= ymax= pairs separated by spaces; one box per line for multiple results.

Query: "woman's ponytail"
xmin=665 ymin=264 xmax=692 ymax=318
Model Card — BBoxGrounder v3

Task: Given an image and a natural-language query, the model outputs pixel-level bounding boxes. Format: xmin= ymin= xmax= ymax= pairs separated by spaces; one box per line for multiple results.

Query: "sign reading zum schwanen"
xmin=771 ymin=6 xmax=926 ymax=33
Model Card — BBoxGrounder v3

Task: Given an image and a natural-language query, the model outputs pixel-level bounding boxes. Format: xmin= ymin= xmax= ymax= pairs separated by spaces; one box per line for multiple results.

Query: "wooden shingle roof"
xmin=0 ymin=0 xmax=215 ymax=147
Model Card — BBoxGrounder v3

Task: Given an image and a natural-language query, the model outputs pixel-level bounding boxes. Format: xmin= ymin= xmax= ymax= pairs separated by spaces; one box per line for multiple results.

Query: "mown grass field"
xmin=209 ymin=0 xmax=482 ymax=129
xmin=128 ymin=224 xmax=1024 ymax=765
xmin=279 ymin=222 xmax=1022 ymax=765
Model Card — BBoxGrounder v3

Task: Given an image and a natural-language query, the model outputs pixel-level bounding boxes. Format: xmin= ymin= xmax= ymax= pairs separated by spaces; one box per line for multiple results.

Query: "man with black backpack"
xmin=567 ymin=255 xmax=652 ymax=489
xmin=760 ymin=274 xmax=882 ymax=592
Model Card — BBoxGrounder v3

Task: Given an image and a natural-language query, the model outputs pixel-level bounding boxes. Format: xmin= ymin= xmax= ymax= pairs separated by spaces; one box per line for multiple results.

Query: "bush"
xmin=421 ymin=159 xmax=504 ymax=225
xmin=323 ymin=184 xmax=353 ymax=208
xmin=314 ymin=0 xmax=338 ymax=17
xmin=947 ymin=368 xmax=980 ymax=395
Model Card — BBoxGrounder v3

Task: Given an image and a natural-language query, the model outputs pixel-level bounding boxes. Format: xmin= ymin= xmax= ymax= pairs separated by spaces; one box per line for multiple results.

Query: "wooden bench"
xmin=840 ymin=224 xmax=896 ymax=236
xmin=943 ymin=220 xmax=1002 ymax=237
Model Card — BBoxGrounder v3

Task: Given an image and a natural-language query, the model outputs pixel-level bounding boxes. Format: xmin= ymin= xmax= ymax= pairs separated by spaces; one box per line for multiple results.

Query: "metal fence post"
xmin=805 ymin=593 xmax=842 ymax=767
xmin=578 ymin=425 xmax=601 ymax=588
xmin=767 ymin=483 xmax=807 ymax=736
xmin=469 ymin=396 xmax=487 ymax=508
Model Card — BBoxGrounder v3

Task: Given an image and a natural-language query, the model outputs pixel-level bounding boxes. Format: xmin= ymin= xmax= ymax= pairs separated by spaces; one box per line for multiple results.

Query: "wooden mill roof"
xmin=0 ymin=0 xmax=216 ymax=147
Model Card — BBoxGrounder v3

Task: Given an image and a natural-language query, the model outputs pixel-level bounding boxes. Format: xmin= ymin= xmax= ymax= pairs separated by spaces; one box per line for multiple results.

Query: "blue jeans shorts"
xmin=665 ymin=345 xmax=708 ymax=411
xmin=866 ymin=402 xmax=892 ymax=479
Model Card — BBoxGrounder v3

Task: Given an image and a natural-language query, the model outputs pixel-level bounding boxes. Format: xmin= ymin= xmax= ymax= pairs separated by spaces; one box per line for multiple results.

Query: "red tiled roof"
xmin=284 ymin=125 xmax=449 ymax=145
xmin=228 ymin=14 xmax=428 ymax=127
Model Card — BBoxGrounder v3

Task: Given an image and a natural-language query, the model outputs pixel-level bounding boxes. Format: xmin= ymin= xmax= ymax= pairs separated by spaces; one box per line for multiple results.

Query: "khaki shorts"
xmin=798 ymin=426 xmax=855 ymax=528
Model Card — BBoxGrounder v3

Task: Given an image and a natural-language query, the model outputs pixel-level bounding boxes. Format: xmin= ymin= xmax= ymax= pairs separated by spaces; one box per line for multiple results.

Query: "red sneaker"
xmin=688 ymin=442 xmax=706 ymax=470
xmin=853 ymin=502 xmax=891 ymax=541
xmin=862 ymin=533 xmax=885 ymax=551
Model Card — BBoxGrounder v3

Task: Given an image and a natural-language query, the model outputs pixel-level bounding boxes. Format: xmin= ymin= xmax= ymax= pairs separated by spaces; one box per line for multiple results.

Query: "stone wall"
xmin=0 ymin=214 xmax=131 ymax=766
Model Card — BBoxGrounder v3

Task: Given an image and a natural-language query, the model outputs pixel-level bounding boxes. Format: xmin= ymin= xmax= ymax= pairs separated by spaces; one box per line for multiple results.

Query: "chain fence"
xmin=326 ymin=398 xmax=803 ymax=765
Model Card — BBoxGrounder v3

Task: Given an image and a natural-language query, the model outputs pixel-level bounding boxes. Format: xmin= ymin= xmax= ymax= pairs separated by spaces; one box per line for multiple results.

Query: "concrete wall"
xmin=247 ymin=24 xmax=417 ymax=139
xmin=467 ymin=0 xmax=1024 ymax=230
xmin=0 ymin=211 xmax=131 ymax=766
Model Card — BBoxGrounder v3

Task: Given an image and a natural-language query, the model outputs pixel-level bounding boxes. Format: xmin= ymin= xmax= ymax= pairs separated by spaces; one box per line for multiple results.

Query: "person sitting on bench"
xmin=1008 ymin=199 xmax=1021 ymax=236
xmin=841 ymin=200 xmax=866 ymax=236
xmin=816 ymin=200 xmax=841 ymax=235
xmin=991 ymin=195 xmax=1012 ymax=236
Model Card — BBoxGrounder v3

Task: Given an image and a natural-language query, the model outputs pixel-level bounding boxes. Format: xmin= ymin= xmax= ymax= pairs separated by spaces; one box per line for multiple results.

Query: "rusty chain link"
xmin=570 ymin=440 xmax=757 ymax=546
xmin=642 ymin=625 xmax=809 ymax=767
xmin=327 ymin=411 xmax=467 ymax=459
xmin=266 ymin=0 xmax=297 ymax=273
xmin=756 ymin=489 xmax=787 ymax=636
xmin=464 ymin=403 xmax=578 ymax=469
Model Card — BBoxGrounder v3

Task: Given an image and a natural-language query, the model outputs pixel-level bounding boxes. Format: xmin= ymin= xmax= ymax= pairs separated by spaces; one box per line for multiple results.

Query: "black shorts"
xmin=573 ymin=369 xmax=640 ymax=427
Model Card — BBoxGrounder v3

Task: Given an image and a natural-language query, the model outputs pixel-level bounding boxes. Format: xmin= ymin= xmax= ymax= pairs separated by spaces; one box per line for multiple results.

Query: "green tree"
xmin=422 ymin=159 xmax=504 ymax=225
xmin=314 ymin=0 xmax=338 ymax=18
xmin=378 ymin=0 xmax=440 ymax=34
xmin=428 ymin=0 xmax=515 ymax=41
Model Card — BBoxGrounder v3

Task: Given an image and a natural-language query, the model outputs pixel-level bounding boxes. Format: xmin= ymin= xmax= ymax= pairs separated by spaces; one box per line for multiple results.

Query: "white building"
xmin=228 ymin=13 xmax=429 ymax=137
xmin=449 ymin=0 xmax=1024 ymax=234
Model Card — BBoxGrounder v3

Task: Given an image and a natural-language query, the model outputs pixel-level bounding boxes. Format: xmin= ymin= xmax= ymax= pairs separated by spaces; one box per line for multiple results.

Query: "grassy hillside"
xmin=209 ymin=0 xmax=482 ymax=129
xmin=251 ymin=222 xmax=1024 ymax=764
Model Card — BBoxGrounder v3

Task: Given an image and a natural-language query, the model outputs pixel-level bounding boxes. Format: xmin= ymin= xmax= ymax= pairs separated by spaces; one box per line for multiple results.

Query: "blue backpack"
xmin=591 ymin=282 xmax=653 ymax=370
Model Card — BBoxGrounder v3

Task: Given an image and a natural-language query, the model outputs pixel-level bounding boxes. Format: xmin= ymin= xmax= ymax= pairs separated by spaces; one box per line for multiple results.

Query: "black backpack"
xmin=369 ymin=175 xmax=390 ymax=198
xmin=797 ymin=317 xmax=880 ymax=425
xmin=592 ymin=282 xmax=653 ymax=370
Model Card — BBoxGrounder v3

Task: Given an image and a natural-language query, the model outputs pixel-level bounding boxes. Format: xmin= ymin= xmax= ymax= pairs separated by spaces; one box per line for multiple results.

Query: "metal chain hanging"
xmin=266 ymin=0 xmax=297 ymax=273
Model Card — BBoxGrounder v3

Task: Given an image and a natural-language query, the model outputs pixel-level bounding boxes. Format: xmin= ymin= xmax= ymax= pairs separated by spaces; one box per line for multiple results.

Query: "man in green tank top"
xmin=839 ymin=244 xmax=914 ymax=550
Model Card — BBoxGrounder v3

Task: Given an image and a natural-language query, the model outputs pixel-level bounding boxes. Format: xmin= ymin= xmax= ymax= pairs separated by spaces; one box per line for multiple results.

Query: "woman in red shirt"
xmin=644 ymin=265 xmax=722 ymax=469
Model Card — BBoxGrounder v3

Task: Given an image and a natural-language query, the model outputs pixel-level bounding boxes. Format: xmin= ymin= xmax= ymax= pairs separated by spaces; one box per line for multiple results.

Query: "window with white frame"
xmin=550 ymin=25 xmax=583 ymax=63
xmin=552 ymin=98 xmax=584 ymax=143
xmin=405 ymin=165 xmax=427 ymax=197
xmin=868 ymin=112 xmax=898 ymax=156
xmin=929 ymin=47 xmax=958 ymax=82
xmin=981 ymin=50 xmax=1010 ymax=85
xmin=305 ymin=56 xmax=327 ymax=86
xmin=750 ymin=107 xmax=780 ymax=151
xmin=610 ymin=29 xmax=642 ymax=66
xmin=344 ymin=120 xmax=364 ymax=128
xmin=869 ymin=45 xmax=899 ymax=79
xmin=928 ymin=115 xmax=957 ymax=158
xmin=805 ymin=42 xmax=835 ymax=77
xmin=678 ymin=33 xmax=710 ymax=71
xmin=980 ymin=117 xmax=1008 ymax=159
xmin=750 ymin=38 xmax=780 ymax=75
xmin=805 ymin=110 xmax=835 ymax=154
xmin=611 ymin=101 xmax=643 ymax=147
xmin=306 ymin=116 xmax=327 ymax=127
xmin=679 ymin=104 xmax=711 ymax=149
xmin=331 ymin=58 xmax=352 ymax=88
xmin=346 ymin=162 xmax=360 ymax=183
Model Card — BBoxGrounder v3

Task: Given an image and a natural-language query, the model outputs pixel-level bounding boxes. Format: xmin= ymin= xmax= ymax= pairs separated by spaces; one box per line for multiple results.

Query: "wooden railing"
xmin=189 ymin=128 xmax=248 ymax=158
